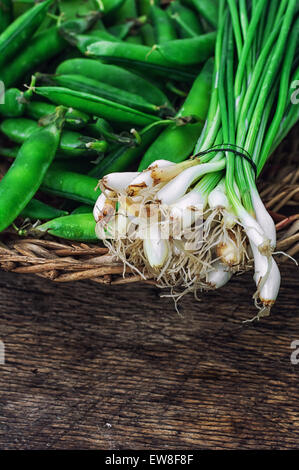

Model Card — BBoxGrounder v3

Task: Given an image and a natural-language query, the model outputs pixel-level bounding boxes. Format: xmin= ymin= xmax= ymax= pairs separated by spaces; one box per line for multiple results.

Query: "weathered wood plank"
xmin=0 ymin=263 xmax=298 ymax=449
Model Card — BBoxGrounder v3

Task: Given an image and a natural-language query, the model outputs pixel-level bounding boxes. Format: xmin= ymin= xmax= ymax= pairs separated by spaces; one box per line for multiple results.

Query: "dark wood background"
xmin=0 ymin=263 xmax=298 ymax=450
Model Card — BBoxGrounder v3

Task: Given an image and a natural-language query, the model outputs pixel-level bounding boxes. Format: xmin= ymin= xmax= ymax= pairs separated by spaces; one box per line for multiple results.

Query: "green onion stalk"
xmin=94 ymin=0 xmax=299 ymax=316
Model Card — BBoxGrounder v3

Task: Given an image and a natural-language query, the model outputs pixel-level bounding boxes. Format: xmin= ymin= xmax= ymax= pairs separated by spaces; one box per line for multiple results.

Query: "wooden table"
xmin=0 ymin=263 xmax=298 ymax=450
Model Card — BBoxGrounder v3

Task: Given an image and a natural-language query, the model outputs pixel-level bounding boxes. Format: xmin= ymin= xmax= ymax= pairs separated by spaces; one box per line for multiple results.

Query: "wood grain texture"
xmin=0 ymin=263 xmax=298 ymax=450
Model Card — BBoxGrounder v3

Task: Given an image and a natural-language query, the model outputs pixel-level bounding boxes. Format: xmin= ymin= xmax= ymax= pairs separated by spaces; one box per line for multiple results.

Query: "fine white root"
xmin=94 ymin=159 xmax=279 ymax=318
xmin=98 ymin=202 xmax=252 ymax=300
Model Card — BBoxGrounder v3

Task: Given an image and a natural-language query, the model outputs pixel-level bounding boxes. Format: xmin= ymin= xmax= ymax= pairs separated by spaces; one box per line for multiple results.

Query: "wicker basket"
xmin=0 ymin=127 xmax=298 ymax=285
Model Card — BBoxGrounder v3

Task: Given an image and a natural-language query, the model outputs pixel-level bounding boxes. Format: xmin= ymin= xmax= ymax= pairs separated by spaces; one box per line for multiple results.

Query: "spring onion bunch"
xmin=94 ymin=0 xmax=299 ymax=317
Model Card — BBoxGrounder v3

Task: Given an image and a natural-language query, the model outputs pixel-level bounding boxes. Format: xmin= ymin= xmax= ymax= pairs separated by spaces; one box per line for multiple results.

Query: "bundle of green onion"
xmin=94 ymin=0 xmax=299 ymax=317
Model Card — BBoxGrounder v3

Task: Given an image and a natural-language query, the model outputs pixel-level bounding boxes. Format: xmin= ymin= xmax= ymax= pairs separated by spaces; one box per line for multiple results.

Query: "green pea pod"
xmin=34 ymin=1 xmax=58 ymax=35
xmin=0 ymin=106 xmax=65 ymax=232
xmin=0 ymin=117 xmax=99 ymax=158
xmin=126 ymin=34 xmax=143 ymax=44
xmin=169 ymin=1 xmax=203 ymax=38
xmin=50 ymin=160 xmax=93 ymax=175
xmin=37 ymin=213 xmax=97 ymax=241
xmin=138 ymin=58 xmax=214 ymax=170
xmin=110 ymin=0 xmax=137 ymax=23
xmin=177 ymin=58 xmax=214 ymax=120
xmin=58 ymin=14 xmax=112 ymax=47
xmin=140 ymin=23 xmax=155 ymax=46
xmin=0 ymin=0 xmax=52 ymax=69
xmin=75 ymin=30 xmax=119 ymax=47
xmin=2 ymin=25 xmax=66 ymax=88
xmin=72 ymin=205 xmax=93 ymax=215
xmin=0 ymin=88 xmax=25 ymax=117
xmin=0 ymin=143 xmax=92 ymax=163
xmin=34 ymin=86 xmax=160 ymax=127
xmin=100 ymin=0 xmax=126 ymax=16
xmin=155 ymin=33 xmax=216 ymax=66
xmin=137 ymin=0 xmax=158 ymax=16
xmin=56 ymin=58 xmax=171 ymax=108
xmin=61 ymin=30 xmax=119 ymax=56
xmin=58 ymin=0 xmax=98 ymax=19
xmin=108 ymin=20 xmax=136 ymax=40
xmin=185 ymin=0 xmax=218 ymax=28
xmin=139 ymin=124 xmax=202 ymax=171
xmin=124 ymin=31 xmax=144 ymax=45
xmin=0 ymin=77 xmax=35 ymax=118
xmin=150 ymin=4 xmax=177 ymax=44
xmin=26 ymin=101 xmax=90 ymax=130
xmin=123 ymin=32 xmax=143 ymax=44
xmin=41 ymin=73 xmax=160 ymax=115
xmin=58 ymin=0 xmax=125 ymax=20
xmin=21 ymin=199 xmax=68 ymax=220
xmin=59 ymin=12 xmax=100 ymax=34
xmin=1 ymin=13 xmax=101 ymax=87
xmin=89 ymin=18 xmax=106 ymax=32
xmin=41 ymin=167 xmax=99 ymax=205
xmin=86 ymin=40 xmax=198 ymax=81
xmin=0 ymin=0 xmax=13 ymax=33
xmin=125 ymin=34 xmax=143 ymax=44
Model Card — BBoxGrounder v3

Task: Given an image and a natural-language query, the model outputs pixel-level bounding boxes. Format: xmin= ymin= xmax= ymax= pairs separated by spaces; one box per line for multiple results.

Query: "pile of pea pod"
xmin=0 ymin=0 xmax=217 ymax=242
